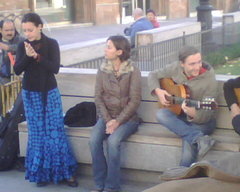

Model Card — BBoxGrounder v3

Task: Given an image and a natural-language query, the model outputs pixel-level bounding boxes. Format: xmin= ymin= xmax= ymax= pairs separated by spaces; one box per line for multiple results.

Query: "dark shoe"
xmin=14 ymin=157 xmax=25 ymax=172
xmin=197 ymin=135 xmax=216 ymax=159
xmin=90 ymin=190 xmax=103 ymax=192
xmin=66 ymin=178 xmax=78 ymax=187
xmin=36 ymin=182 xmax=48 ymax=187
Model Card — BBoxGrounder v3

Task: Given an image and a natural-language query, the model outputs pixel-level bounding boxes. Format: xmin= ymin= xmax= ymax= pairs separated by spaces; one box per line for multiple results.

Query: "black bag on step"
xmin=0 ymin=92 xmax=25 ymax=171
xmin=64 ymin=102 xmax=97 ymax=127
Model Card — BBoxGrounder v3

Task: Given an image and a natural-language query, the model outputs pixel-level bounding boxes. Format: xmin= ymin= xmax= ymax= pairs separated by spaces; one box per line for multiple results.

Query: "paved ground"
xmin=0 ymin=169 xmax=155 ymax=192
xmin=46 ymin=14 xmax=222 ymax=46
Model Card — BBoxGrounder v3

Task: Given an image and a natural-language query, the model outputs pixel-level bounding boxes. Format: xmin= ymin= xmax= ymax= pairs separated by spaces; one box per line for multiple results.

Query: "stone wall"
xmin=0 ymin=0 xmax=29 ymax=10
xmin=211 ymin=0 xmax=239 ymax=13
xmin=149 ymin=0 xmax=166 ymax=16
xmin=223 ymin=0 xmax=239 ymax=12
xmin=166 ymin=0 xmax=188 ymax=19
xmin=95 ymin=0 xmax=120 ymax=25
xmin=0 ymin=0 xmax=29 ymax=33
xmin=74 ymin=0 xmax=94 ymax=23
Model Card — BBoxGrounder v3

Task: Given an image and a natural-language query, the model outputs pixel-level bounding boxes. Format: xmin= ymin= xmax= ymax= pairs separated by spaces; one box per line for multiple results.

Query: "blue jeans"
xmin=156 ymin=109 xmax=216 ymax=167
xmin=89 ymin=118 xmax=139 ymax=191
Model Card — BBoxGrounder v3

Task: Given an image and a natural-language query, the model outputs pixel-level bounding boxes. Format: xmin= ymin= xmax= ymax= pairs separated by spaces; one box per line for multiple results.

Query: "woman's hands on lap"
xmin=106 ymin=119 xmax=120 ymax=134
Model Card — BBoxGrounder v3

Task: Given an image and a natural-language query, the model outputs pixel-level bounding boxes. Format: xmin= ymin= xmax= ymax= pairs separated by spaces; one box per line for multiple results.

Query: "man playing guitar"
xmin=148 ymin=46 xmax=218 ymax=167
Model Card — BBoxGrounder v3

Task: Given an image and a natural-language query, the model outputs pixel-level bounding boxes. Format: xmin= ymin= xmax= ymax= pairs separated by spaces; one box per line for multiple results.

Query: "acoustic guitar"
xmin=234 ymin=88 xmax=240 ymax=104
xmin=159 ymin=78 xmax=218 ymax=115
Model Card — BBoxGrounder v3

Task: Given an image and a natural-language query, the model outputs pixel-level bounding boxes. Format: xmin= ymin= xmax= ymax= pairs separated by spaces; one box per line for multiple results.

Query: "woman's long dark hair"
xmin=22 ymin=12 xmax=43 ymax=27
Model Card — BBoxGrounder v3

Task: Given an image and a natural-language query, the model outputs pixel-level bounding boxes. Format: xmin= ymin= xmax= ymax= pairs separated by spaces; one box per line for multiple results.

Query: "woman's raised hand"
xmin=24 ymin=42 xmax=38 ymax=59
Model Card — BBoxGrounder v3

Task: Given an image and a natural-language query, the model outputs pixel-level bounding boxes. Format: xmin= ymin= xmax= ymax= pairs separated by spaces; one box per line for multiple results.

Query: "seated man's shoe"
xmin=36 ymin=182 xmax=48 ymax=187
xmin=66 ymin=177 xmax=78 ymax=187
xmin=103 ymin=189 xmax=120 ymax=192
xmin=197 ymin=135 xmax=216 ymax=159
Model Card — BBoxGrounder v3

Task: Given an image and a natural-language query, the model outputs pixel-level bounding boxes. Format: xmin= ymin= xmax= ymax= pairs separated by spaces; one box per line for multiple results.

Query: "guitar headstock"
xmin=200 ymin=97 xmax=218 ymax=110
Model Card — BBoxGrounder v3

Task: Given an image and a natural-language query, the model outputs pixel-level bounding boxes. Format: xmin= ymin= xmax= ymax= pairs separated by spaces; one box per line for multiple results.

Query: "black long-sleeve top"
xmin=223 ymin=77 xmax=240 ymax=109
xmin=14 ymin=33 xmax=60 ymax=92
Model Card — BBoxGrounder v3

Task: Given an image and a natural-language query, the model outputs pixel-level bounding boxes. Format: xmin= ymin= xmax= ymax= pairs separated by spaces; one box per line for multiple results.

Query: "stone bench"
xmin=18 ymin=68 xmax=240 ymax=173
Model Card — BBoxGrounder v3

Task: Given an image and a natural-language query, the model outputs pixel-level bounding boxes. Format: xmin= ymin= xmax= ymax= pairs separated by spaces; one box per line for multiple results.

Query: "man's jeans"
xmin=156 ymin=109 xmax=216 ymax=167
xmin=89 ymin=118 xmax=139 ymax=191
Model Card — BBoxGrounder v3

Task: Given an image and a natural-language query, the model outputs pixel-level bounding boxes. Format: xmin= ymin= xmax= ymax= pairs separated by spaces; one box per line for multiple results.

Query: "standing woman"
xmin=14 ymin=13 xmax=78 ymax=187
xmin=89 ymin=35 xmax=141 ymax=192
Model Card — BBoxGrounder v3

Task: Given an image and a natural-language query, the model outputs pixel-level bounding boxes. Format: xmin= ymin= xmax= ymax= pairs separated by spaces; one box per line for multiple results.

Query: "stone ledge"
xmin=136 ymin=22 xmax=201 ymax=46
xmin=60 ymin=38 xmax=106 ymax=66
xmin=223 ymin=11 xmax=240 ymax=24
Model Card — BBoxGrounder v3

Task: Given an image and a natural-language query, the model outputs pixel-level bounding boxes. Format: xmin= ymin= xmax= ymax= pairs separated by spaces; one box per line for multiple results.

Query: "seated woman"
xmin=89 ymin=35 xmax=141 ymax=192
xmin=223 ymin=77 xmax=240 ymax=135
xmin=146 ymin=9 xmax=160 ymax=28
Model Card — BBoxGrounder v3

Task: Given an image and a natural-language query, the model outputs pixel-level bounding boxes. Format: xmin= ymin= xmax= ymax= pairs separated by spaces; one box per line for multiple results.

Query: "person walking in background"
xmin=89 ymin=35 xmax=141 ymax=192
xmin=146 ymin=9 xmax=160 ymax=28
xmin=223 ymin=78 xmax=240 ymax=135
xmin=124 ymin=8 xmax=153 ymax=48
xmin=0 ymin=19 xmax=24 ymax=84
xmin=0 ymin=19 xmax=24 ymax=116
xmin=14 ymin=13 xmax=78 ymax=187
xmin=148 ymin=46 xmax=218 ymax=167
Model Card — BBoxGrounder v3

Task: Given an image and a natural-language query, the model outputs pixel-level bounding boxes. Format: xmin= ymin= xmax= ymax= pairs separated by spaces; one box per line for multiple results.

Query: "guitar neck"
xmin=167 ymin=96 xmax=200 ymax=109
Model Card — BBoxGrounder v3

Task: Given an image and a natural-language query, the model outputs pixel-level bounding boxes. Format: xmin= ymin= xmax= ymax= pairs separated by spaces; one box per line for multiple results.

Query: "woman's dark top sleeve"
xmin=14 ymin=36 xmax=60 ymax=92
xmin=14 ymin=41 xmax=32 ymax=75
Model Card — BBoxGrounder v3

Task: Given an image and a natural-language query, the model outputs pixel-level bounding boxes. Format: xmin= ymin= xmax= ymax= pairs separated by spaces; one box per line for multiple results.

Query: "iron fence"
xmin=68 ymin=56 xmax=105 ymax=69
xmin=131 ymin=32 xmax=201 ymax=71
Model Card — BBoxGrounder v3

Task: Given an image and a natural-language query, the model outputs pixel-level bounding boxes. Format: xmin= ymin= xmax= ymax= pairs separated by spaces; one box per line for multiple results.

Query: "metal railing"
xmin=68 ymin=56 xmax=105 ymax=69
xmin=0 ymin=79 xmax=22 ymax=117
xmin=131 ymin=32 xmax=201 ymax=71
xmin=68 ymin=32 xmax=201 ymax=71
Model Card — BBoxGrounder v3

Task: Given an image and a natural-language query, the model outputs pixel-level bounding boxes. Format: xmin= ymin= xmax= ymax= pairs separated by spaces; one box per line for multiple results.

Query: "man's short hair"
xmin=0 ymin=19 xmax=15 ymax=29
xmin=133 ymin=8 xmax=144 ymax=18
xmin=179 ymin=46 xmax=200 ymax=63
